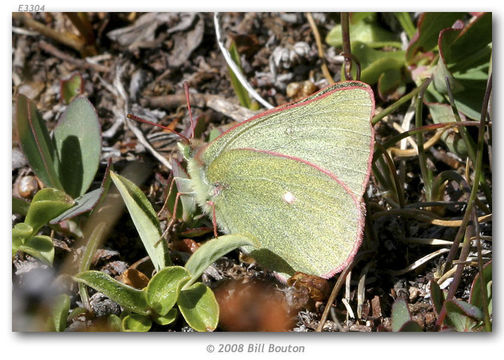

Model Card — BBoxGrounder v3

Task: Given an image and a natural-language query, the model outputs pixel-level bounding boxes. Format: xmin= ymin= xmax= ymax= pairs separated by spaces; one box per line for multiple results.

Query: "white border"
xmin=2 ymin=2 xmax=501 ymax=359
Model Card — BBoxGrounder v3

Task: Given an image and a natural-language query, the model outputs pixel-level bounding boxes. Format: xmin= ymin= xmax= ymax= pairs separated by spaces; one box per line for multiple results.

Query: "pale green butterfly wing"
xmin=186 ymin=81 xmax=374 ymax=277
xmin=198 ymin=81 xmax=374 ymax=198
xmin=205 ymin=149 xmax=363 ymax=277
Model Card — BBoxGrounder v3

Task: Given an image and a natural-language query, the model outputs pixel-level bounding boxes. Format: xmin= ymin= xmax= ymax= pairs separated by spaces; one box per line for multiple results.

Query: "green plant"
xmin=61 ymin=72 xmax=84 ymax=104
xmin=326 ymin=13 xmax=407 ymax=101
xmin=430 ymin=261 xmax=492 ymax=331
xmin=12 ymin=188 xmax=74 ymax=264
xmin=74 ymin=234 xmax=255 ymax=332
xmin=70 ymin=170 xmax=256 ymax=332
xmin=391 ymin=298 xmax=423 ymax=332
xmin=16 ymin=93 xmax=101 ymax=199
xmin=13 ymin=89 xmax=104 ymax=263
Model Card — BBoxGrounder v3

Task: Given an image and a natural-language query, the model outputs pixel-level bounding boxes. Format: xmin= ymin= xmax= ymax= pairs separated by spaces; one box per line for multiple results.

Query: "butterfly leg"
xmin=156 ymin=175 xmax=196 ymax=246
xmin=157 ymin=174 xmax=176 ymax=218
xmin=206 ymin=200 xmax=218 ymax=238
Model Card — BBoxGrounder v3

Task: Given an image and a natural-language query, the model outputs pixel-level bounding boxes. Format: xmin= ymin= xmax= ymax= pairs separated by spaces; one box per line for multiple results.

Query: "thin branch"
xmin=13 ymin=12 xmax=87 ymax=56
xmin=38 ymin=40 xmax=109 ymax=73
xmin=306 ymin=12 xmax=334 ymax=84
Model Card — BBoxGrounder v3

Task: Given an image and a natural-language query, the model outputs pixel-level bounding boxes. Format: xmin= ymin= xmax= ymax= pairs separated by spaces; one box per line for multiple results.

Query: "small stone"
xmin=18 ymin=176 xmax=39 ymax=198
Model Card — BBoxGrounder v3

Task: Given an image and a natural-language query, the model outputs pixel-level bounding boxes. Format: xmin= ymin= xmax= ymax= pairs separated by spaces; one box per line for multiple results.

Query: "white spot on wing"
xmin=283 ymin=191 xmax=296 ymax=205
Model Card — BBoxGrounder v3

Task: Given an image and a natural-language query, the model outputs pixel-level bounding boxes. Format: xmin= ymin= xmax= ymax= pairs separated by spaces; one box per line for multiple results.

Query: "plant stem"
xmin=340 ymin=12 xmax=353 ymax=80
xmin=372 ymin=78 xmax=431 ymax=125
xmin=436 ymin=71 xmax=492 ymax=327
xmin=394 ymin=12 xmax=416 ymax=40
xmin=473 ymin=212 xmax=492 ymax=331
xmin=306 ymin=12 xmax=334 ymax=84
xmin=415 ymin=78 xmax=433 ymax=200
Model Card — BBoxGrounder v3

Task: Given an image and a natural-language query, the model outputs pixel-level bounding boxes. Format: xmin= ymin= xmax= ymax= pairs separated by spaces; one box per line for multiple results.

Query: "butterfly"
xmin=176 ymin=81 xmax=375 ymax=278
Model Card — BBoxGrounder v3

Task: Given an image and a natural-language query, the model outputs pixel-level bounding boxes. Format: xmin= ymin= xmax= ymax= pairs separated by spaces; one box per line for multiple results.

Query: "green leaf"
xmin=377 ymin=69 xmax=406 ymax=101
xmin=61 ymin=73 xmax=84 ymax=104
xmin=25 ymin=188 xmax=74 ymax=234
xmin=12 ymin=222 xmax=33 ymax=255
xmin=351 ymin=42 xmax=405 ymax=85
xmin=184 ymin=234 xmax=256 ymax=287
xmin=121 ymin=313 xmax=152 ymax=332
xmin=51 ymin=294 xmax=70 ymax=332
xmin=429 ymin=280 xmax=444 ymax=315
xmin=228 ymin=40 xmax=252 ymax=109
xmin=394 ymin=12 xmax=416 ymax=40
xmin=445 ymin=299 xmax=483 ymax=332
xmin=53 ymin=96 xmax=101 ymax=198
xmin=146 ymin=266 xmax=190 ymax=316
xmin=326 ymin=15 xmax=399 ymax=48
xmin=350 ymin=12 xmax=375 ymax=24
xmin=470 ymin=261 xmax=492 ymax=313
xmin=110 ymin=171 xmax=170 ymax=271
xmin=406 ymin=12 xmax=466 ymax=63
xmin=426 ymin=102 xmax=470 ymax=158
xmin=67 ymin=307 xmax=87 ymax=321
xmin=74 ymin=270 xmax=150 ymax=315
xmin=12 ymin=196 xmax=30 ymax=216
xmin=432 ymin=13 xmax=491 ymax=120
xmin=397 ymin=320 xmax=423 ymax=332
xmin=18 ymin=235 xmax=54 ymax=265
xmin=49 ymin=188 xmax=103 ymax=224
xmin=178 ymin=282 xmax=219 ymax=332
xmin=391 ymin=298 xmax=412 ymax=332
xmin=107 ymin=314 xmax=122 ymax=331
xmin=152 ymin=308 xmax=178 ymax=326
xmin=16 ymin=94 xmax=62 ymax=189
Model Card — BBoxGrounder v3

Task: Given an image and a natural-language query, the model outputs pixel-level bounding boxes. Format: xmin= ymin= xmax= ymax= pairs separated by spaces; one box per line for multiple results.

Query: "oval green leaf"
xmin=397 ymin=320 xmax=423 ymax=332
xmin=470 ymin=260 xmax=492 ymax=311
xmin=51 ymin=293 xmax=70 ymax=332
xmin=107 ymin=314 xmax=122 ymax=332
xmin=18 ymin=235 xmax=55 ymax=265
xmin=178 ymin=282 xmax=219 ymax=332
xmin=25 ymin=188 xmax=75 ymax=234
xmin=184 ymin=234 xmax=256 ymax=287
xmin=12 ymin=196 xmax=30 ymax=216
xmin=153 ymin=308 xmax=178 ymax=326
xmin=74 ymin=270 xmax=150 ymax=315
xmin=12 ymin=222 xmax=33 ymax=255
xmin=326 ymin=15 xmax=399 ymax=48
xmin=406 ymin=12 xmax=466 ymax=62
xmin=121 ymin=313 xmax=152 ymax=332
xmin=146 ymin=266 xmax=190 ymax=316
xmin=445 ymin=299 xmax=483 ymax=332
xmin=110 ymin=171 xmax=170 ymax=271
xmin=53 ymin=96 xmax=101 ymax=198
xmin=429 ymin=279 xmax=444 ymax=315
xmin=391 ymin=298 xmax=412 ymax=332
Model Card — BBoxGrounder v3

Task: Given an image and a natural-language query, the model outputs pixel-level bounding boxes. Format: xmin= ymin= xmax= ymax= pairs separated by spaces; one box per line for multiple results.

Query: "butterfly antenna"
xmin=127 ymin=113 xmax=190 ymax=144
xmin=183 ymin=81 xmax=196 ymax=140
